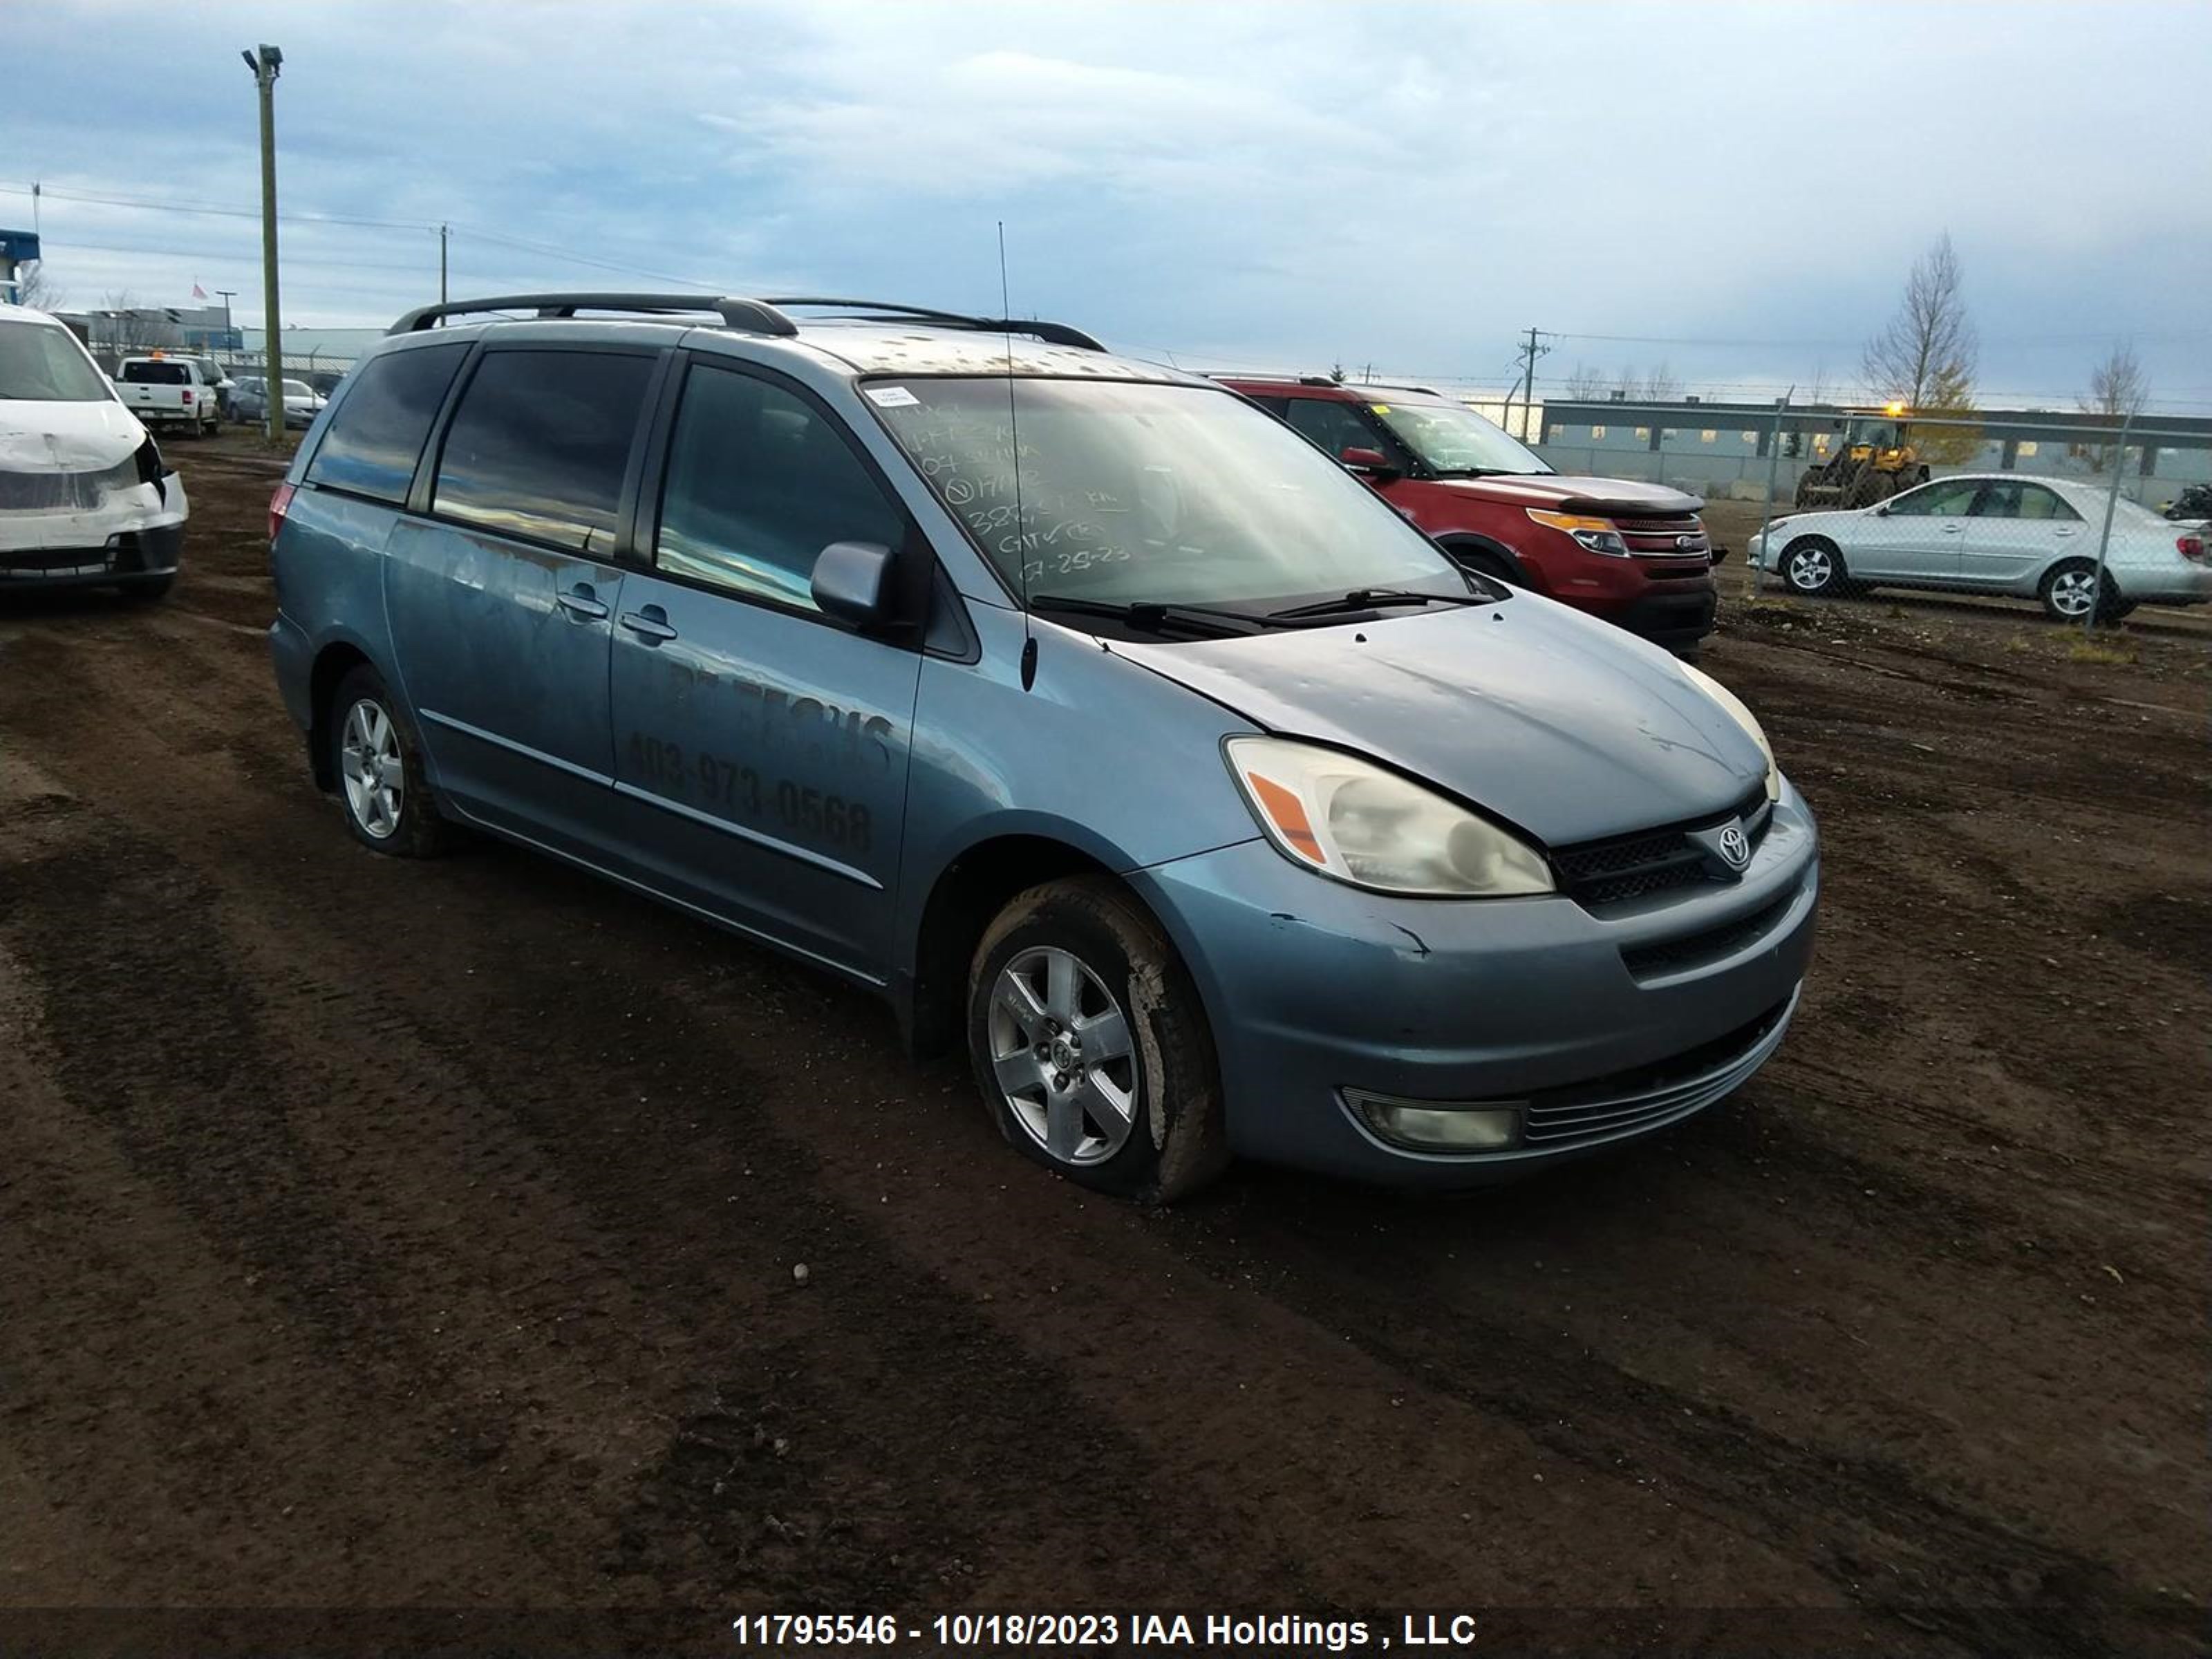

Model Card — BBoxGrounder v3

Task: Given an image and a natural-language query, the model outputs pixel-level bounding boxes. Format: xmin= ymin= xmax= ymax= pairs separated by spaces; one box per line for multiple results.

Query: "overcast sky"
xmin=8 ymin=1 xmax=2209 ymax=410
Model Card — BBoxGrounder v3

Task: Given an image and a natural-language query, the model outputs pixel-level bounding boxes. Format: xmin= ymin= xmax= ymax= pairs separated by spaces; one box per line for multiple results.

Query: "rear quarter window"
xmin=304 ymin=344 xmax=468 ymax=504
xmin=431 ymin=349 xmax=656 ymax=551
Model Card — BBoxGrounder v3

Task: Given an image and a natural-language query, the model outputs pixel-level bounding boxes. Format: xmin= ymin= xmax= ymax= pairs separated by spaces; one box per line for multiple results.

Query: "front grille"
xmin=1621 ymin=890 xmax=1794 ymax=979
xmin=1613 ymin=512 xmax=1711 ymax=559
xmin=1554 ymin=791 xmax=1770 ymax=908
xmin=0 ymin=457 xmax=143 ymax=514
xmin=1519 ymin=995 xmax=1794 ymax=1150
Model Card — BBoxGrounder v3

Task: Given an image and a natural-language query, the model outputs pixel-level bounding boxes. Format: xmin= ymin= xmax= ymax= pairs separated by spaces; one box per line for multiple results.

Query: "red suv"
xmin=1218 ymin=377 xmax=1719 ymax=652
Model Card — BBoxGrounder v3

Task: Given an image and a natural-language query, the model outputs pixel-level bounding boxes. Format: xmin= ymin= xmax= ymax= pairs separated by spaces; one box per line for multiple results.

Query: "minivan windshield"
xmin=1367 ymin=400 xmax=1552 ymax=477
xmin=0 ymin=323 xmax=113 ymax=402
xmin=873 ymin=378 xmax=1465 ymax=614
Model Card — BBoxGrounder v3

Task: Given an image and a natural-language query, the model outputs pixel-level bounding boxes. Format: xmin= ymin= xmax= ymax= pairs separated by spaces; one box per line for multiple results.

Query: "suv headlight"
xmin=1226 ymin=737 xmax=1553 ymax=897
xmin=1526 ymin=509 xmax=1627 ymax=556
xmin=1678 ymin=662 xmax=1780 ymax=801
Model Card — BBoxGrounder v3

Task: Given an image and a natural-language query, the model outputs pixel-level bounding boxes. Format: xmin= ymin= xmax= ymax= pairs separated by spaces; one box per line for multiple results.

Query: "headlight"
xmin=1678 ymin=662 xmax=1779 ymax=801
xmin=1225 ymin=737 xmax=1554 ymax=897
xmin=1526 ymin=509 xmax=1627 ymax=556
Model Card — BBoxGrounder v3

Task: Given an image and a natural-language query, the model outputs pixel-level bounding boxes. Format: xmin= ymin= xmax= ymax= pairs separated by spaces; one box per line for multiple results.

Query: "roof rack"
xmin=1204 ymin=372 xmax=1342 ymax=388
xmin=387 ymin=292 xmax=800 ymax=336
xmin=761 ymin=297 xmax=1105 ymax=353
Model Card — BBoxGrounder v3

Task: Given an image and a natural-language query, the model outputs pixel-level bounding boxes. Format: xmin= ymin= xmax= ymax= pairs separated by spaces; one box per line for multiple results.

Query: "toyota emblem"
xmin=1718 ymin=825 xmax=1750 ymax=868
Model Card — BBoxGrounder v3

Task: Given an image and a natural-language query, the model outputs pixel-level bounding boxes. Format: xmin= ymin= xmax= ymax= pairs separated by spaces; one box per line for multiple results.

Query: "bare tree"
xmin=2074 ymin=341 xmax=2150 ymax=474
xmin=1640 ymin=359 xmax=1681 ymax=401
xmin=95 ymin=291 xmax=178 ymax=353
xmin=1562 ymin=362 xmax=1610 ymax=400
xmin=10 ymin=261 xmax=63 ymax=310
xmin=1863 ymin=233 xmax=1978 ymax=460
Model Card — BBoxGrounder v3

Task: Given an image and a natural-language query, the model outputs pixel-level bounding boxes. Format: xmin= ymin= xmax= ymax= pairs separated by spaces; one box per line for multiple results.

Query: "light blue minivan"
xmin=268 ymin=294 xmax=1817 ymax=1201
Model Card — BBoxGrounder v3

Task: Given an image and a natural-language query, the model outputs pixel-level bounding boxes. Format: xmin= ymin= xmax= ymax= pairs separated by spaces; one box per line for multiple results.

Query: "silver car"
xmin=1751 ymin=473 xmax=2212 ymax=621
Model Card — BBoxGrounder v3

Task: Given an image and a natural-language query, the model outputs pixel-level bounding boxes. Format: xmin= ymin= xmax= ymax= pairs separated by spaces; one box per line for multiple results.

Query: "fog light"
xmin=1344 ymin=1089 xmax=1524 ymax=1152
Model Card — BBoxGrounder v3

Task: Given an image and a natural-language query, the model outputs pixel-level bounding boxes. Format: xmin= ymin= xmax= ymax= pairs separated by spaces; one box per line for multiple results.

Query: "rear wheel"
xmin=328 ymin=664 xmax=451 ymax=856
xmin=2040 ymin=560 xmax=2125 ymax=624
xmin=1780 ymin=536 xmax=1845 ymax=597
xmin=967 ymin=877 xmax=1226 ymax=1203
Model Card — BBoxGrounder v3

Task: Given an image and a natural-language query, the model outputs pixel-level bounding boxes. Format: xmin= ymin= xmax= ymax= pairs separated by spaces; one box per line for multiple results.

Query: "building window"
xmin=2017 ymin=440 xmax=2038 ymax=458
xmin=1590 ymin=424 xmax=1606 ymax=440
xmin=1741 ymin=430 xmax=1759 ymax=445
xmin=1700 ymin=429 xmax=1717 ymax=444
xmin=1813 ymin=435 xmax=1831 ymax=455
xmin=1635 ymin=427 xmax=1650 ymax=440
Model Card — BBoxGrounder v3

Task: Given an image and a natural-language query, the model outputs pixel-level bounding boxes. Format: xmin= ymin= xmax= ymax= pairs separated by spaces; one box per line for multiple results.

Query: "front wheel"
xmin=967 ymin=877 xmax=1226 ymax=1203
xmin=1779 ymin=536 xmax=1845 ymax=597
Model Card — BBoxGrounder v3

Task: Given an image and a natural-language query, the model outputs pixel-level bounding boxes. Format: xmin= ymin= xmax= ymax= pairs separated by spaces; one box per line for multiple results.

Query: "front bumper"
xmin=1131 ymin=782 xmax=1818 ymax=1186
xmin=0 ymin=474 xmax=188 ymax=590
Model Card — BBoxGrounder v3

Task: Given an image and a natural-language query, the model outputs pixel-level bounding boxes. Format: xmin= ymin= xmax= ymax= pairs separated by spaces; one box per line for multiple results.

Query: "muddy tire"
xmin=328 ymin=664 xmax=451 ymax=858
xmin=967 ymin=877 xmax=1228 ymax=1203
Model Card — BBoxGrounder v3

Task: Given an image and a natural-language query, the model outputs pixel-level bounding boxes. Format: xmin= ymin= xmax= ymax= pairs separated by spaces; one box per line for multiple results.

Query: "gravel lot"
xmin=2 ymin=435 xmax=2205 ymax=1656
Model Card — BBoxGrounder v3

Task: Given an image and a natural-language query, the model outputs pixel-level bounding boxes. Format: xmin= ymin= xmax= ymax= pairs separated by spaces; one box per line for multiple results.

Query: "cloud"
xmin=6 ymin=1 xmax=2208 ymax=404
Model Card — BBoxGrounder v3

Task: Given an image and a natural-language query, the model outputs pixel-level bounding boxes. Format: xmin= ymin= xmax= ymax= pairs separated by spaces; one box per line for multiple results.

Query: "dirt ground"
xmin=1 ymin=433 xmax=2206 ymax=1656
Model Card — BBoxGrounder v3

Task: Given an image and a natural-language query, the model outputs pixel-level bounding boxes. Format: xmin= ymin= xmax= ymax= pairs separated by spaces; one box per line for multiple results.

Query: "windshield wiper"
xmin=1028 ymin=593 xmax=1277 ymax=637
xmin=1432 ymin=466 xmax=1552 ymax=478
xmin=1265 ymin=587 xmax=1492 ymax=621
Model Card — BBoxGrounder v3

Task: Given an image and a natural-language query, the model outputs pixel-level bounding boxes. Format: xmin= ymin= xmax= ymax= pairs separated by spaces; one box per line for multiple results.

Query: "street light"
xmin=243 ymin=44 xmax=283 ymax=442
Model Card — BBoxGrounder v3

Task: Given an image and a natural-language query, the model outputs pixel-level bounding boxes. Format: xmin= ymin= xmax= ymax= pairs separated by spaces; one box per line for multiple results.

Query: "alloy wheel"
xmin=986 ymin=946 xmax=1139 ymax=1166
xmin=1785 ymin=545 xmax=1833 ymax=592
xmin=339 ymin=697 xmax=404 ymax=840
xmin=2048 ymin=568 xmax=2099 ymax=618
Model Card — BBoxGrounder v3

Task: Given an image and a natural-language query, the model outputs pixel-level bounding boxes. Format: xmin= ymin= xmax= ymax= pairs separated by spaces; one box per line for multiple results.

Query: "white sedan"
xmin=1750 ymin=473 xmax=2212 ymax=621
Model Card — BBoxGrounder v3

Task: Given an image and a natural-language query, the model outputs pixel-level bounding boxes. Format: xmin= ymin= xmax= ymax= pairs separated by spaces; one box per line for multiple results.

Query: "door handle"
xmin=1940 ymin=524 xmax=1966 ymax=534
xmin=2054 ymin=527 xmax=2079 ymax=537
xmin=619 ymin=605 xmax=677 ymax=644
xmin=556 ymin=583 xmax=609 ymax=621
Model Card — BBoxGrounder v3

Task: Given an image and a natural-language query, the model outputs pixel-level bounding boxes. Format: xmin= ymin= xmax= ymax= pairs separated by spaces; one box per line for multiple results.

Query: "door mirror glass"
xmin=812 ymin=541 xmax=897 ymax=628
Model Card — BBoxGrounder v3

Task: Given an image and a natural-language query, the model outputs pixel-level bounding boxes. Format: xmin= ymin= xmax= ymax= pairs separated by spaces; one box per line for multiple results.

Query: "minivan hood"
xmin=1436 ymin=474 xmax=1705 ymax=516
xmin=0 ymin=397 xmax=147 ymax=472
xmin=1109 ymin=597 xmax=1763 ymax=845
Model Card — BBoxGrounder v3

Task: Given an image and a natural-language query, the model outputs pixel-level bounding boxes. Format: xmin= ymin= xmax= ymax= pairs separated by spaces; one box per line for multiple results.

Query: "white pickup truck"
xmin=113 ymin=355 xmax=221 ymax=438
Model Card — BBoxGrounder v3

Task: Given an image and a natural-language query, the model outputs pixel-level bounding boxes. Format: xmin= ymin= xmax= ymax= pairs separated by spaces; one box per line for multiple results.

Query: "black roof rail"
xmin=386 ymin=292 xmax=798 ymax=337
xmin=760 ymin=297 xmax=1105 ymax=353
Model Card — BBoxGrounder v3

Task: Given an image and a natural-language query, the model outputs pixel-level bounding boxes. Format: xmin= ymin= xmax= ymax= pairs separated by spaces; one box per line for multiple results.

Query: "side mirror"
xmin=1340 ymin=446 xmax=1400 ymax=481
xmin=812 ymin=540 xmax=898 ymax=628
xmin=1872 ymin=503 xmax=1890 ymax=516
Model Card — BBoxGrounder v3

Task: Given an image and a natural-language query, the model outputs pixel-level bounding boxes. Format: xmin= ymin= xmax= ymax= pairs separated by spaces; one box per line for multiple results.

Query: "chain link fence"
xmin=1530 ymin=402 xmax=2212 ymax=628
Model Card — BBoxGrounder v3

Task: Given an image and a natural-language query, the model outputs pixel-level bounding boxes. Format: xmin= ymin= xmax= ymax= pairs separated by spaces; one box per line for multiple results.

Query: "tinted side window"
xmin=433 ymin=350 xmax=655 ymax=550
xmin=1286 ymin=397 xmax=1382 ymax=459
xmin=655 ymin=364 xmax=902 ymax=612
xmin=1886 ymin=478 xmax=1983 ymax=516
xmin=1975 ymin=482 xmax=2079 ymax=522
xmin=306 ymin=344 xmax=467 ymax=504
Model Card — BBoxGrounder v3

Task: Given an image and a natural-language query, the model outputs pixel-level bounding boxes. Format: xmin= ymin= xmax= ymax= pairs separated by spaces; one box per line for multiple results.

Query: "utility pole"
xmin=439 ymin=224 xmax=449 ymax=307
xmin=1510 ymin=326 xmax=1552 ymax=443
xmin=243 ymin=43 xmax=284 ymax=442
xmin=214 ymin=288 xmax=238 ymax=344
